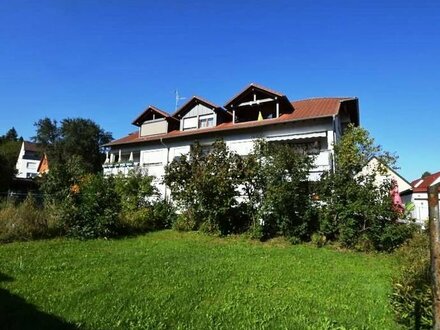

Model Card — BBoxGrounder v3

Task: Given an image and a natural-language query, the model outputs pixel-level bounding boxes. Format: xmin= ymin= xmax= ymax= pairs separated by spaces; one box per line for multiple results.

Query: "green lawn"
xmin=0 ymin=230 xmax=399 ymax=329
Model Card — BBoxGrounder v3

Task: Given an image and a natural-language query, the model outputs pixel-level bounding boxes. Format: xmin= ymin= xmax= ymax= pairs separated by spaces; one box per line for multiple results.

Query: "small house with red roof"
xmin=402 ymin=171 xmax=440 ymax=223
xmin=103 ymin=83 xmax=359 ymax=198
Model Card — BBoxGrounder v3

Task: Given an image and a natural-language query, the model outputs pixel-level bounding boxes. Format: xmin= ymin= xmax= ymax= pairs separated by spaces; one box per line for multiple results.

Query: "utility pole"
xmin=429 ymin=183 xmax=440 ymax=329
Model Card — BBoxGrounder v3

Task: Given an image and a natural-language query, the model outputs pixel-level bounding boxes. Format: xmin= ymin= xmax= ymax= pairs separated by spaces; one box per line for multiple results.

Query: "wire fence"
xmin=0 ymin=191 xmax=46 ymax=205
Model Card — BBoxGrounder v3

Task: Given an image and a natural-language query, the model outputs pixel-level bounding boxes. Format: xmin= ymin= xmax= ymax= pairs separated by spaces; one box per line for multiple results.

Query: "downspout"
xmin=331 ymin=114 xmax=337 ymax=173
xmin=160 ymin=138 xmax=170 ymax=201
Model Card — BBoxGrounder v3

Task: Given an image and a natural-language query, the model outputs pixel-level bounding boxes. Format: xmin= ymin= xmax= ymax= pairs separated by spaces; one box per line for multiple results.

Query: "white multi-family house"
xmin=15 ymin=141 xmax=41 ymax=179
xmin=103 ymin=83 xmax=360 ymax=198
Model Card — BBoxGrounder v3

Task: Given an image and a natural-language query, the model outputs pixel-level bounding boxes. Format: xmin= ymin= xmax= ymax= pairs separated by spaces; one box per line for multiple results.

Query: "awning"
xmin=266 ymin=131 xmax=326 ymax=142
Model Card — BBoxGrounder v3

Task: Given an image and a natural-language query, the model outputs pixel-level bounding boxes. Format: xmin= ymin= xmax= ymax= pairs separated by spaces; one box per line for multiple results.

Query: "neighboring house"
xmin=358 ymin=157 xmax=412 ymax=194
xmin=15 ymin=141 xmax=41 ymax=179
xmin=37 ymin=153 xmax=49 ymax=175
xmin=402 ymin=172 xmax=440 ymax=224
xmin=103 ymin=83 xmax=360 ymax=198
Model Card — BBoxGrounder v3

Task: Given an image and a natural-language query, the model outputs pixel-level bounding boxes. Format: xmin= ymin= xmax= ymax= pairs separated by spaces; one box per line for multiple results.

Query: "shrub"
xmin=165 ymin=140 xmax=243 ymax=235
xmin=0 ymin=195 xmax=52 ymax=242
xmin=172 ymin=211 xmax=198 ymax=232
xmin=390 ymin=232 xmax=432 ymax=329
xmin=61 ymin=174 xmax=121 ymax=239
xmin=319 ymin=125 xmax=415 ymax=251
xmin=242 ymin=140 xmax=316 ymax=241
xmin=119 ymin=200 xmax=176 ymax=234
xmin=114 ymin=170 xmax=174 ymax=234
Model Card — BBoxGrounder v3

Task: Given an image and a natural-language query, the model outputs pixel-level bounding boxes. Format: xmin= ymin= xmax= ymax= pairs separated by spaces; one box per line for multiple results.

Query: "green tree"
xmin=0 ymin=127 xmax=19 ymax=143
xmin=421 ymin=171 xmax=431 ymax=178
xmin=33 ymin=117 xmax=112 ymax=173
xmin=164 ymin=140 xmax=243 ymax=234
xmin=319 ymin=124 xmax=414 ymax=251
xmin=242 ymin=140 xmax=316 ymax=241
xmin=0 ymin=128 xmax=22 ymax=192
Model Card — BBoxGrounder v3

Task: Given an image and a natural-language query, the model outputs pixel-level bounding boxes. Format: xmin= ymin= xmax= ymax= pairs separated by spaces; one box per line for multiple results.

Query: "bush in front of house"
xmin=241 ymin=140 xmax=317 ymax=242
xmin=318 ymin=125 xmax=415 ymax=251
xmin=390 ymin=232 xmax=432 ymax=329
xmin=164 ymin=140 xmax=244 ymax=235
xmin=164 ymin=139 xmax=317 ymax=241
xmin=114 ymin=170 xmax=175 ymax=234
xmin=60 ymin=174 xmax=121 ymax=239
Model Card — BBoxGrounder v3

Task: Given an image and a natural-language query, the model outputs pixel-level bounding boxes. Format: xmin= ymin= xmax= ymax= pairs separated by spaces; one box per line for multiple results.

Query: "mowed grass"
xmin=0 ymin=230 xmax=399 ymax=329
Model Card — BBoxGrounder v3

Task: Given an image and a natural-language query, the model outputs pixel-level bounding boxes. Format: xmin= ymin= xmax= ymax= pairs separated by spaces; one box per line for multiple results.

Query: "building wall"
xmin=358 ymin=157 xmax=412 ymax=193
xmin=104 ymin=118 xmax=336 ymax=198
xmin=405 ymin=192 xmax=440 ymax=225
xmin=15 ymin=143 xmax=41 ymax=179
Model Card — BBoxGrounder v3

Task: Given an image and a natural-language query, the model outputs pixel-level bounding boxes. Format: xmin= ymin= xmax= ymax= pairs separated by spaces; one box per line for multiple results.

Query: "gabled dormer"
xmin=224 ymin=83 xmax=294 ymax=123
xmin=132 ymin=106 xmax=178 ymax=137
xmin=173 ymin=96 xmax=231 ymax=131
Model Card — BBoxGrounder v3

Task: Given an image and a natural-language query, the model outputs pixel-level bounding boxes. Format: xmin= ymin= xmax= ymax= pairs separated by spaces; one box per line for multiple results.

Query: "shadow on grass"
xmin=0 ymin=272 xmax=77 ymax=329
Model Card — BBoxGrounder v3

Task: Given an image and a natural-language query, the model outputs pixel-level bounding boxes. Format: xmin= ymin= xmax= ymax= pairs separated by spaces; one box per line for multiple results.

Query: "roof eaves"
xmin=131 ymin=106 xmax=170 ymax=126
xmin=105 ymin=114 xmax=336 ymax=148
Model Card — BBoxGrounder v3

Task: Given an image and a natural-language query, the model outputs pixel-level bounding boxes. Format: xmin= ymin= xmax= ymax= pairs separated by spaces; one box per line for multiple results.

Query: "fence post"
xmin=429 ymin=183 xmax=440 ymax=329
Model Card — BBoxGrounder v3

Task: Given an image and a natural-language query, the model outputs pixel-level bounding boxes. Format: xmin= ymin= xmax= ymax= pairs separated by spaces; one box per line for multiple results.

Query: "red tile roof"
xmin=411 ymin=171 xmax=440 ymax=192
xmin=105 ymin=97 xmax=357 ymax=147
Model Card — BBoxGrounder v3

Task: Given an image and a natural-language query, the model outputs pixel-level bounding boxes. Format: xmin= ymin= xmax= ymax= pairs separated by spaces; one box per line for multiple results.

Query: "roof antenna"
xmin=175 ymin=89 xmax=187 ymax=111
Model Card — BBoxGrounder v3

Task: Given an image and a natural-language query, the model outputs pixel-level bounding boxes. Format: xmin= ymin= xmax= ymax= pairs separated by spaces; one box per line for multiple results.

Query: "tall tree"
xmin=0 ymin=127 xmax=22 ymax=192
xmin=33 ymin=117 xmax=112 ymax=173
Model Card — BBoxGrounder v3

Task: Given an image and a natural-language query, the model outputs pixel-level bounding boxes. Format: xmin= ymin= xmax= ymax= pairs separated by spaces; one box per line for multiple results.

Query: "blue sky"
xmin=0 ymin=0 xmax=438 ymax=180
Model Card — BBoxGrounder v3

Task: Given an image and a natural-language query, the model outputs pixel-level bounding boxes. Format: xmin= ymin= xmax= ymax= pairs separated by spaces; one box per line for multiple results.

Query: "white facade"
xmin=402 ymin=173 xmax=440 ymax=224
xmin=358 ymin=157 xmax=412 ymax=194
xmin=104 ymin=119 xmax=336 ymax=197
xmin=15 ymin=141 xmax=41 ymax=179
xmin=103 ymin=84 xmax=360 ymax=199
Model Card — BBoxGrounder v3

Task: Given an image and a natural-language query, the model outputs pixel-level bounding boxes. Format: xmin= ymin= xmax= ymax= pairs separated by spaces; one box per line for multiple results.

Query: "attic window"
xmin=183 ymin=117 xmax=197 ymax=130
xmin=199 ymin=114 xmax=214 ymax=128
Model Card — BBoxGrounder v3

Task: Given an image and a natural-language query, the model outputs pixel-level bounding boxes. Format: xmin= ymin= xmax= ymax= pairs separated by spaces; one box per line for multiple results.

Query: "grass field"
xmin=0 ymin=230 xmax=399 ymax=329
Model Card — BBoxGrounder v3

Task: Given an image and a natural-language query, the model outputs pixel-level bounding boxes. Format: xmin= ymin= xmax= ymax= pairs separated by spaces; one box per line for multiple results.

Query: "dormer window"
xmin=183 ymin=117 xmax=198 ymax=130
xmin=131 ymin=106 xmax=178 ymax=137
xmin=199 ymin=114 xmax=214 ymax=128
xmin=173 ymin=96 xmax=229 ymax=131
xmin=224 ymin=83 xmax=294 ymax=124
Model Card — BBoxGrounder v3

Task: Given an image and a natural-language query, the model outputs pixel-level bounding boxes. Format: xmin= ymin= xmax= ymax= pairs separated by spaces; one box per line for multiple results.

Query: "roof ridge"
xmin=292 ymin=97 xmax=356 ymax=102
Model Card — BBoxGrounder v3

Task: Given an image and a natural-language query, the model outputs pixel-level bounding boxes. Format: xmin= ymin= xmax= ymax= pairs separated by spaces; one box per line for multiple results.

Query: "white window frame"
xmin=199 ymin=114 xmax=214 ymax=128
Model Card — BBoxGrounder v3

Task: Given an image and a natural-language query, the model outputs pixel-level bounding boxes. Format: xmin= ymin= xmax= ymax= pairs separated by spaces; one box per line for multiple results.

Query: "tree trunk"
xmin=428 ymin=183 xmax=440 ymax=329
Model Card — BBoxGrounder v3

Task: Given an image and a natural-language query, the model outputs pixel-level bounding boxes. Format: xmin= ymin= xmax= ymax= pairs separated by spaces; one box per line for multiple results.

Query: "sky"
xmin=0 ymin=0 xmax=439 ymax=181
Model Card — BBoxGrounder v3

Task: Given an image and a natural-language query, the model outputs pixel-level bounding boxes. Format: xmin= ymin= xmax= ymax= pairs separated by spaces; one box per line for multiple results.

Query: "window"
xmin=26 ymin=162 xmax=37 ymax=170
xmin=199 ymin=115 xmax=214 ymax=128
xmin=183 ymin=117 xmax=197 ymax=130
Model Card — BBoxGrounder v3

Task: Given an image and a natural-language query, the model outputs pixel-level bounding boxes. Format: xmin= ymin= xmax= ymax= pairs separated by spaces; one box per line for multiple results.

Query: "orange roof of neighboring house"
xmin=105 ymin=97 xmax=358 ymax=147
xmin=411 ymin=171 xmax=440 ymax=193
xmin=37 ymin=153 xmax=49 ymax=174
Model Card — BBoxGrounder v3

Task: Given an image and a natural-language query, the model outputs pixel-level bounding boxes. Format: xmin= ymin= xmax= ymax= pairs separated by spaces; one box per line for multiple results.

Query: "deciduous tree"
xmin=33 ymin=117 xmax=112 ymax=173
